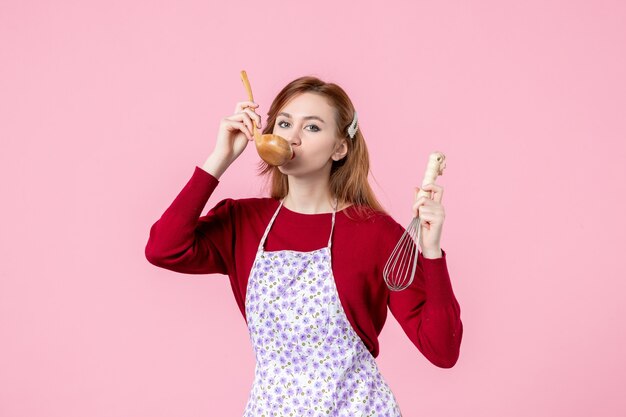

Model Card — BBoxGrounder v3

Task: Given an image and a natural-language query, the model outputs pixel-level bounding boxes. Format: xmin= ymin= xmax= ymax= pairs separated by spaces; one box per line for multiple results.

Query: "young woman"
xmin=145 ymin=76 xmax=463 ymax=416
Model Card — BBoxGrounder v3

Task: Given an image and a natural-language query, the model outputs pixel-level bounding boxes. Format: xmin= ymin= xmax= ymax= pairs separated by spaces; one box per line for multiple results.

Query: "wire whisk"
xmin=383 ymin=151 xmax=447 ymax=291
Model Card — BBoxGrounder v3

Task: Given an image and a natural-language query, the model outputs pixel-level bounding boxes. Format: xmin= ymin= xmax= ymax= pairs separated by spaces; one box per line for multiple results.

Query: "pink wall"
xmin=1 ymin=0 xmax=625 ymax=416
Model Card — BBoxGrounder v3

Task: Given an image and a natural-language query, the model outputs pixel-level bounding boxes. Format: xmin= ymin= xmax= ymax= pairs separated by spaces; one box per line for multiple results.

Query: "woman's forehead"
xmin=279 ymin=92 xmax=334 ymax=119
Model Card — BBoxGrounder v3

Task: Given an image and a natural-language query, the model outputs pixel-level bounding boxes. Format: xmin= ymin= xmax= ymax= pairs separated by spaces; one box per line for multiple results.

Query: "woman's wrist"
xmin=201 ymin=152 xmax=233 ymax=179
xmin=422 ymin=247 xmax=443 ymax=259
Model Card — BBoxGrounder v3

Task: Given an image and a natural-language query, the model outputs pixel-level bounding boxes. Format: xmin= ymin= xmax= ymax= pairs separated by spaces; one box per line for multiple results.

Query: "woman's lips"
xmin=291 ymin=150 xmax=296 ymax=160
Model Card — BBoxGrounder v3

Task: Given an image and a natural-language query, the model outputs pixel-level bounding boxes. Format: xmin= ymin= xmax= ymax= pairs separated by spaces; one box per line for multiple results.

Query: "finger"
xmin=421 ymin=201 xmax=443 ymax=213
xmin=414 ymin=187 xmax=432 ymax=200
xmin=230 ymin=121 xmax=253 ymax=140
xmin=235 ymin=101 xmax=259 ymax=112
xmin=242 ymin=108 xmax=262 ymax=129
xmin=234 ymin=101 xmax=259 ymax=114
xmin=228 ymin=113 xmax=254 ymax=134
xmin=224 ymin=119 xmax=253 ymax=140
xmin=418 ymin=210 xmax=442 ymax=222
xmin=420 ymin=183 xmax=444 ymax=203
xmin=416 ymin=207 xmax=434 ymax=221
xmin=413 ymin=202 xmax=444 ymax=220
xmin=412 ymin=198 xmax=432 ymax=218
xmin=412 ymin=196 xmax=434 ymax=210
xmin=420 ymin=183 xmax=443 ymax=201
xmin=418 ymin=212 xmax=438 ymax=226
xmin=417 ymin=209 xmax=445 ymax=229
xmin=418 ymin=217 xmax=431 ymax=229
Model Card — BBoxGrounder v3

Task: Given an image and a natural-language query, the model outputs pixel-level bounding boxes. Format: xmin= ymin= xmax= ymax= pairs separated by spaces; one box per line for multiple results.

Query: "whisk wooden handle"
xmin=415 ymin=151 xmax=447 ymax=201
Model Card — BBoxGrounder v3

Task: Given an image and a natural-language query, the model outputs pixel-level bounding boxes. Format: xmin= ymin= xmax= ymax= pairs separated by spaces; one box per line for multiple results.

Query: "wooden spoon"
xmin=240 ymin=70 xmax=294 ymax=166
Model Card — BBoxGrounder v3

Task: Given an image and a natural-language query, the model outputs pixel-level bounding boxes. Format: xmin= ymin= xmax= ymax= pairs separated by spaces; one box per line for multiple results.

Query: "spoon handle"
xmin=240 ymin=70 xmax=261 ymax=140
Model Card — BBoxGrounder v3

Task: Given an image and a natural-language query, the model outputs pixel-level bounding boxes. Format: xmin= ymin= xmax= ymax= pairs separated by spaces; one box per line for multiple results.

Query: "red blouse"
xmin=145 ymin=166 xmax=463 ymax=367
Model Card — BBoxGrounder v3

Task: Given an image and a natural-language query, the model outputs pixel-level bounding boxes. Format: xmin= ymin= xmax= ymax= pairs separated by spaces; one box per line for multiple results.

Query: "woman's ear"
xmin=332 ymin=139 xmax=348 ymax=161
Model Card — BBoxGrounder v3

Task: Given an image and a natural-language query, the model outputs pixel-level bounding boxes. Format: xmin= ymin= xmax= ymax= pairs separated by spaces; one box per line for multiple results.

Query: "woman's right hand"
xmin=212 ymin=101 xmax=263 ymax=164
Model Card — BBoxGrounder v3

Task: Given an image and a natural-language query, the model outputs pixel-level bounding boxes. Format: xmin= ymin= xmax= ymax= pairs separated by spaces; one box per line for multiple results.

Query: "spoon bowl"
xmin=240 ymin=70 xmax=294 ymax=166
xmin=255 ymin=133 xmax=294 ymax=166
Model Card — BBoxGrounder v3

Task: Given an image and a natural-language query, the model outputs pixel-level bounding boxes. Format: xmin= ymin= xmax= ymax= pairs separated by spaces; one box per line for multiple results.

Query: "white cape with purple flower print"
xmin=243 ymin=199 xmax=402 ymax=416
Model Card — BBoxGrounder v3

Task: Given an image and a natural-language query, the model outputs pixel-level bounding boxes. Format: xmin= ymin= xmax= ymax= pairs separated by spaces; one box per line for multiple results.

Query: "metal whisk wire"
xmin=383 ymin=213 xmax=422 ymax=291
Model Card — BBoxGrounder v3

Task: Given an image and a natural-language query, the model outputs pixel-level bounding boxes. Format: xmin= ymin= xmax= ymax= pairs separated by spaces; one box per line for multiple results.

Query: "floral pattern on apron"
xmin=243 ymin=198 xmax=402 ymax=417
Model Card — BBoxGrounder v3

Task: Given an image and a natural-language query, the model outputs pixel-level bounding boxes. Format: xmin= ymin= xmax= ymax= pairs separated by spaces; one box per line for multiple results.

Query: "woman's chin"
xmin=278 ymin=162 xmax=305 ymax=176
xmin=277 ymin=163 xmax=292 ymax=174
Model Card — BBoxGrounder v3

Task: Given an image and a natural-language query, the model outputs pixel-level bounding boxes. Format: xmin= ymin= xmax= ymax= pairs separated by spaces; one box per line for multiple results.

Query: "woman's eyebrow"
xmin=278 ymin=112 xmax=326 ymax=124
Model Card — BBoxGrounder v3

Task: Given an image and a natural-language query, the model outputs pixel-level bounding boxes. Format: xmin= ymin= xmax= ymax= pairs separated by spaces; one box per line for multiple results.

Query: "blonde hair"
xmin=258 ymin=76 xmax=386 ymax=219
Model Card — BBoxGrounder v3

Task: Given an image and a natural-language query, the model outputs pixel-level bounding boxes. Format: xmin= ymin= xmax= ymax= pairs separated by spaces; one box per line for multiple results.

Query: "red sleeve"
xmin=385 ymin=221 xmax=463 ymax=368
xmin=144 ymin=166 xmax=236 ymax=275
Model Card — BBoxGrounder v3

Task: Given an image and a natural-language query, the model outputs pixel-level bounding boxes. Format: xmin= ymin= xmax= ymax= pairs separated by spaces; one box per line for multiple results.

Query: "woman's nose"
xmin=288 ymin=129 xmax=302 ymax=146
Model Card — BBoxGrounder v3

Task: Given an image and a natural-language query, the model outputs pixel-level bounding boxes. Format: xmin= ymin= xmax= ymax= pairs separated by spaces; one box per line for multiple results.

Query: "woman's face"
xmin=273 ymin=92 xmax=347 ymax=177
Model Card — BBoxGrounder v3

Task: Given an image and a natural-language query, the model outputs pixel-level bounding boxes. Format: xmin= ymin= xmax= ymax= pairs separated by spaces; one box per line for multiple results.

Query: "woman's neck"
xmin=284 ymin=173 xmax=335 ymax=214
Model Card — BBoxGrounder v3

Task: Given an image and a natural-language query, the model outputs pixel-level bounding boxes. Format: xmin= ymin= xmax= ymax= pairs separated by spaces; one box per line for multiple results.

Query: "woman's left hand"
xmin=412 ymin=183 xmax=445 ymax=258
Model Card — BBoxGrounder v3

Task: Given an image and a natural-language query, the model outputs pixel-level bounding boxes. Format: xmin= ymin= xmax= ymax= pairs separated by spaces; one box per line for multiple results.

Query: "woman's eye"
xmin=277 ymin=120 xmax=319 ymax=132
xmin=306 ymin=125 xmax=320 ymax=132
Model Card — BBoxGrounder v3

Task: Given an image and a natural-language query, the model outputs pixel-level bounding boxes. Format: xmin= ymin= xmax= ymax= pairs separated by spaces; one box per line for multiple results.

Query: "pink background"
xmin=1 ymin=0 xmax=625 ymax=416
